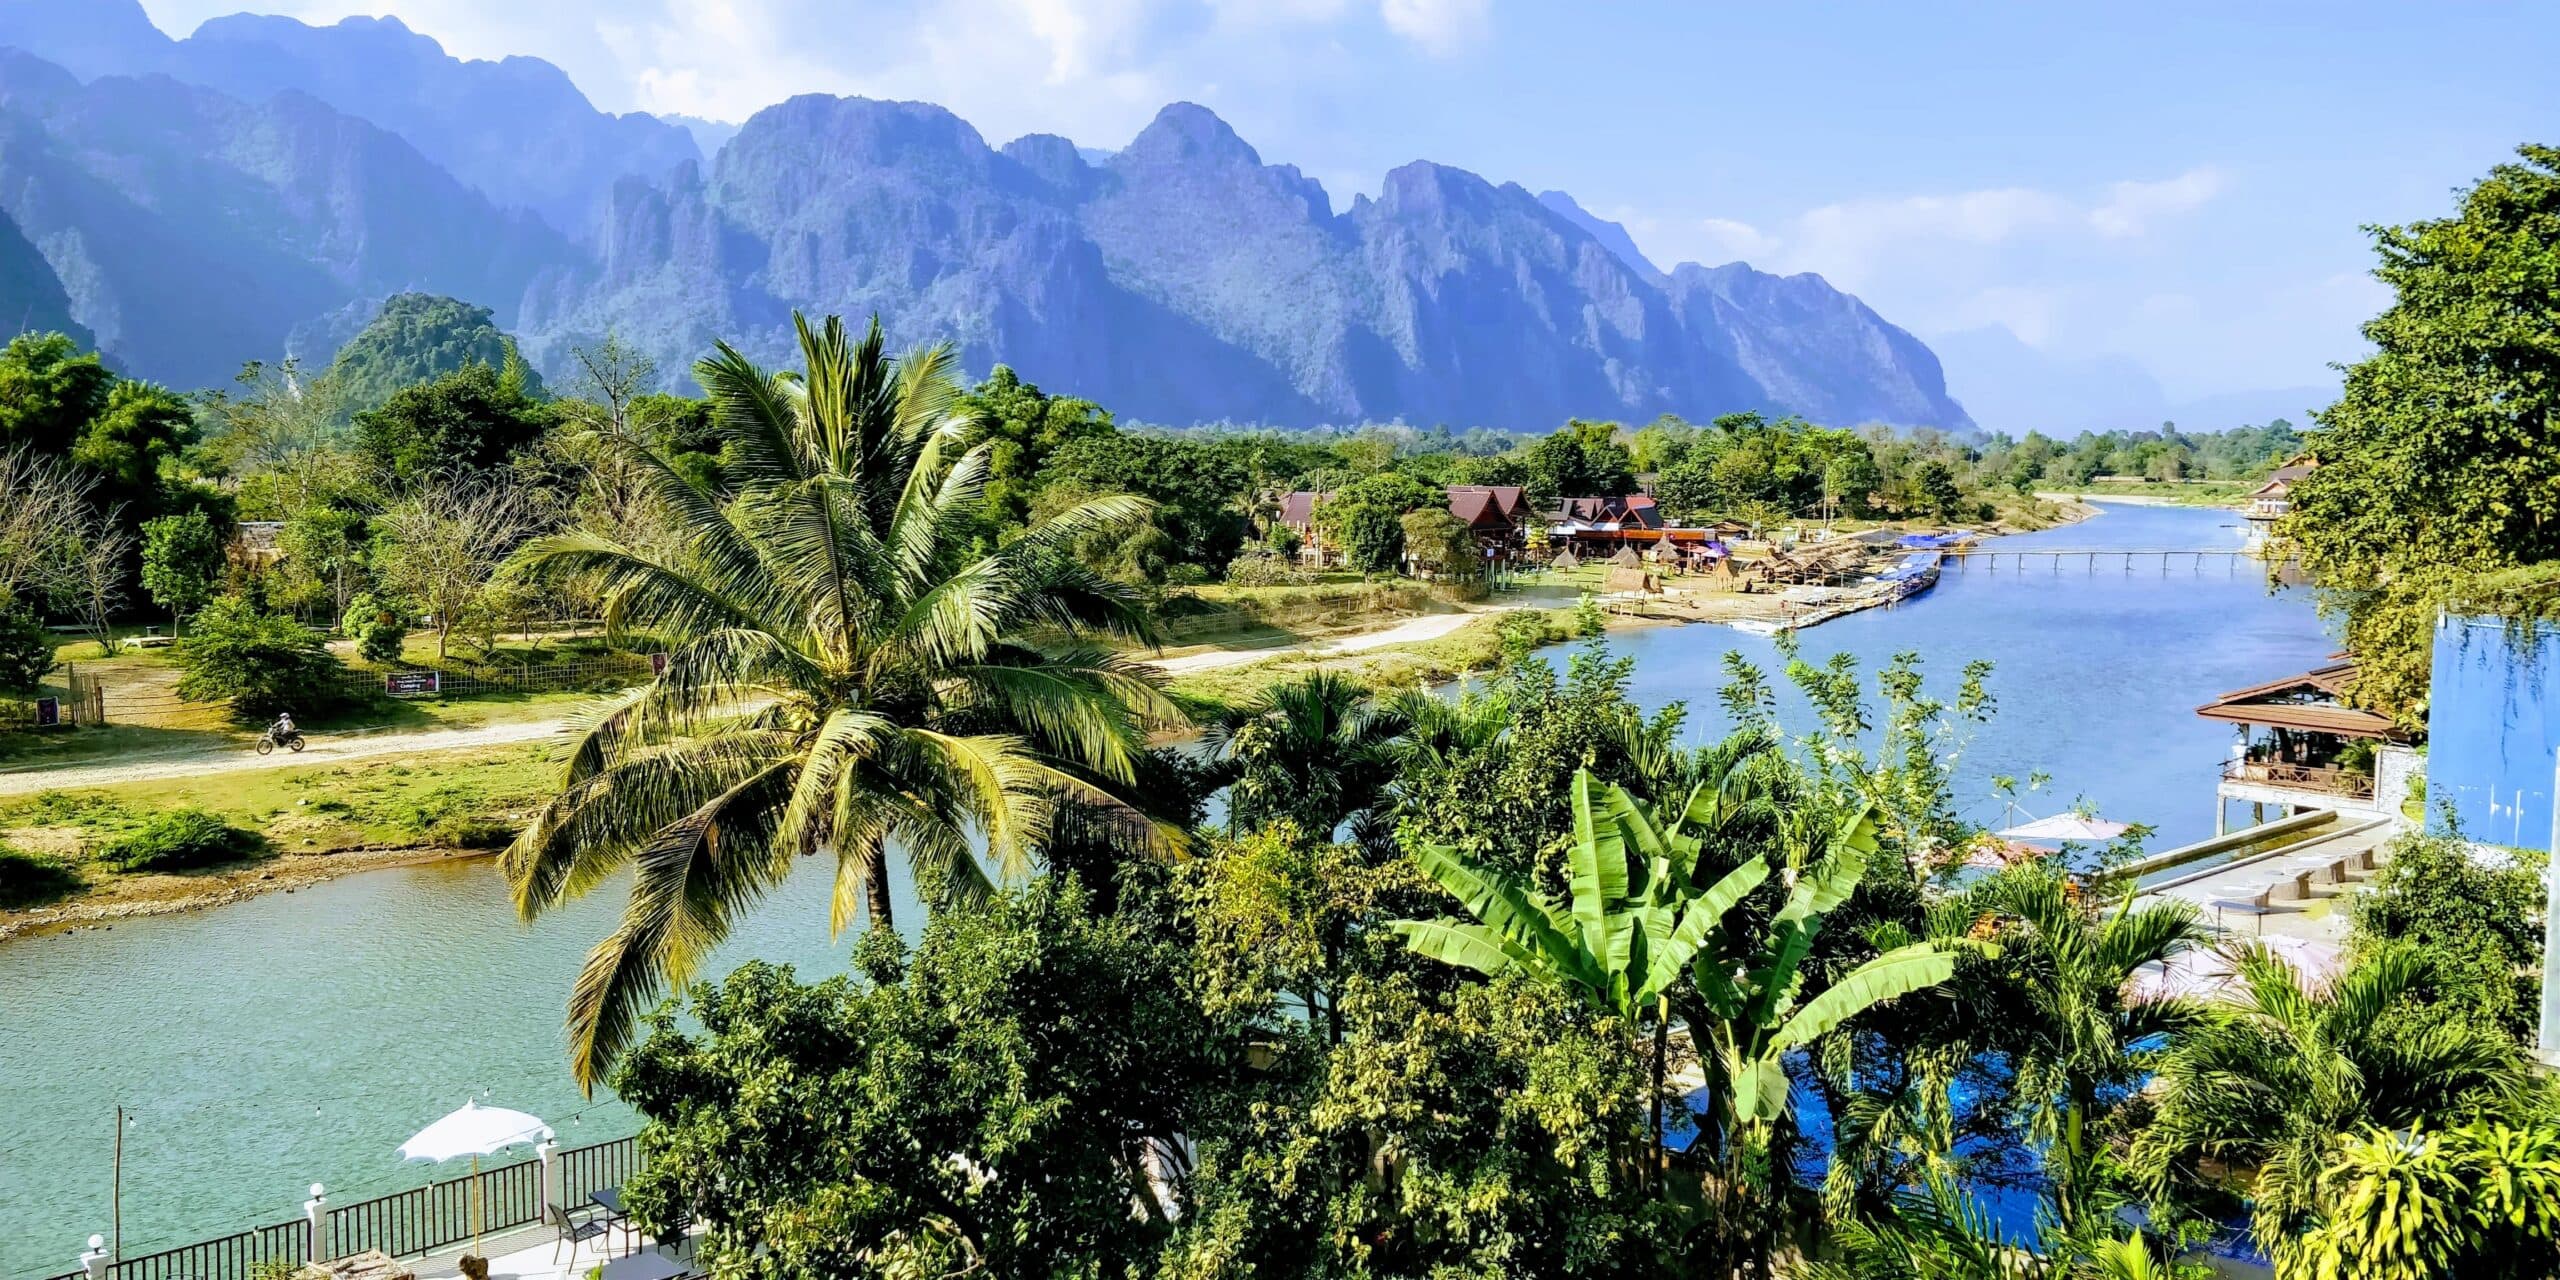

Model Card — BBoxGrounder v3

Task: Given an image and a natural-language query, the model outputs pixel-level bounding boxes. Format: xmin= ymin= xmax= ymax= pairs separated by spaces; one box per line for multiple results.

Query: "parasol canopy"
xmin=1996 ymin=813 xmax=2132 ymax=843
xmin=397 ymin=1099 xmax=553 ymax=1163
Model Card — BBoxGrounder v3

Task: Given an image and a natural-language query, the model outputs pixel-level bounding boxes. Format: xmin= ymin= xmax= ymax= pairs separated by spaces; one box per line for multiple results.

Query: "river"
xmin=0 ymin=501 xmax=2331 ymax=1275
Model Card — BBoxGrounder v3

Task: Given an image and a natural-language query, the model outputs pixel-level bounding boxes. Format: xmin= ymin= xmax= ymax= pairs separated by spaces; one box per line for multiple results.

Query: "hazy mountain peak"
xmin=1536 ymin=190 xmax=1662 ymax=280
xmin=1120 ymin=101 xmax=1262 ymax=169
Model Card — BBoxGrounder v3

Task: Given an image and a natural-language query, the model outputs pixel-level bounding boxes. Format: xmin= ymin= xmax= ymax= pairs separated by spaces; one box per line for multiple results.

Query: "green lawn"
xmin=0 ymin=741 xmax=562 ymax=902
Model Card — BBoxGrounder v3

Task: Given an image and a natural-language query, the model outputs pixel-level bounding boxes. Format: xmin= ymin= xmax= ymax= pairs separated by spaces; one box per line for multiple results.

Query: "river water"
xmin=0 ymin=501 xmax=2331 ymax=1275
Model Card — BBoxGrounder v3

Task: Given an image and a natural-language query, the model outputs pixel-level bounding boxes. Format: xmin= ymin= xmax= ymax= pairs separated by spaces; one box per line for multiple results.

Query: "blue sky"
xmin=134 ymin=0 xmax=2560 ymax=411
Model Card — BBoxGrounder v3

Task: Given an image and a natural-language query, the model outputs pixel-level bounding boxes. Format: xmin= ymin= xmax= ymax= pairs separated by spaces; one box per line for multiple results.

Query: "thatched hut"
xmin=1610 ymin=546 xmax=1642 ymax=569
xmin=1551 ymin=547 xmax=1581 ymax=571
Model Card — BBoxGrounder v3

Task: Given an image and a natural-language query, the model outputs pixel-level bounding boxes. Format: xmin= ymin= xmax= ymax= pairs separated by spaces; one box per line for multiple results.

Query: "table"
xmin=597 ymin=1253 xmax=687 ymax=1280
xmin=590 ymin=1187 xmax=637 ymax=1257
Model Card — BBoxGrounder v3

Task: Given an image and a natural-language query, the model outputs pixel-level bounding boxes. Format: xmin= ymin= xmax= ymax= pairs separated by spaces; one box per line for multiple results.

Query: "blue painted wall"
xmin=2428 ymin=615 xmax=2560 ymax=851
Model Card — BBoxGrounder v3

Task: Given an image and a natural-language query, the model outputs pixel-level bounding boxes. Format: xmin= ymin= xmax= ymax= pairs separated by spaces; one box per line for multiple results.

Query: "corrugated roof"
xmin=2193 ymin=660 xmax=2406 ymax=740
xmin=1278 ymin=491 xmax=1323 ymax=526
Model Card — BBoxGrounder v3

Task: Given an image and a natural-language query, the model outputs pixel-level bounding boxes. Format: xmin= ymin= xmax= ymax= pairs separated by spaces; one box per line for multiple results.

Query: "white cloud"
xmin=2089 ymin=167 xmax=2225 ymax=238
xmin=1379 ymin=0 xmax=1490 ymax=55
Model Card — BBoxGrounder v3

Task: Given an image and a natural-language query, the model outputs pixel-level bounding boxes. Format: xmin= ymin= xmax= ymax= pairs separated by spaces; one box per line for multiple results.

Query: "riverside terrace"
xmin=28 ymin=1137 xmax=699 ymax=1280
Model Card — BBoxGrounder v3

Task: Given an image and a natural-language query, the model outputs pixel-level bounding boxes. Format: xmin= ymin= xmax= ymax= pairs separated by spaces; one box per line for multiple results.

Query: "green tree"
xmin=139 ymin=509 xmax=227 ymax=634
xmin=0 ymin=606 xmax=52 ymax=692
xmin=2278 ymin=1121 xmax=2560 ymax=1280
xmin=1524 ymin=419 xmax=1638 ymax=500
xmin=352 ymin=362 xmax=552 ymax=490
xmin=1204 ymin=673 xmax=1414 ymax=842
xmin=498 ymin=313 xmax=1181 ymax=1087
xmin=173 ymin=595 xmax=350 ymax=721
xmin=2279 ymin=146 xmax=2560 ymax=722
xmin=0 ymin=332 xmax=112 ymax=456
xmin=340 ymin=592 xmax=409 ymax=664
xmin=324 ymin=294 xmax=545 ymax=413
xmin=2347 ymin=831 xmax=2544 ymax=1041
xmin=71 ymin=380 xmax=195 ymax=519
xmin=614 ymin=877 xmax=1232 ymax=1278
xmin=2132 ymin=944 xmax=2530 ymax=1250
xmin=1328 ymin=501 xmax=1403 ymax=573
xmin=1043 ymin=432 xmax=1249 ymax=569
xmin=961 ymin=365 xmax=1112 ymax=542
xmin=1912 ymin=459 xmax=1966 ymax=521
xmin=1399 ymin=507 xmax=1484 ymax=593
xmin=1923 ymin=865 xmax=2205 ymax=1238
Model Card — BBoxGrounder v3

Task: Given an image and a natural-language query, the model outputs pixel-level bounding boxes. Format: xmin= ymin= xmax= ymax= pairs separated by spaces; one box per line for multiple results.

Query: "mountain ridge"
xmin=0 ymin=7 xmax=1977 ymax=430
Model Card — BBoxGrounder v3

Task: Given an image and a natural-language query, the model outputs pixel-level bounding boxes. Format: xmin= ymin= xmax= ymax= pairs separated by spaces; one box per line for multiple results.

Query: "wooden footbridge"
xmin=1939 ymin=546 xmax=2262 ymax=573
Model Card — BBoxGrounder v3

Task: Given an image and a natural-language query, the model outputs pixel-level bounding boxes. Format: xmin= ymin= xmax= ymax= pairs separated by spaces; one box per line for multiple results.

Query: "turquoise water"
xmin=0 ymin=502 xmax=2330 ymax=1276
xmin=1585 ymin=502 xmax=2330 ymax=849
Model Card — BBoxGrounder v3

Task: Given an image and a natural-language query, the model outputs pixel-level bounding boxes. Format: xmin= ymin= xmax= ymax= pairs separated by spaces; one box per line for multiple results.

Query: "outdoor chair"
xmin=550 ymin=1201 xmax=613 ymax=1262
xmin=2209 ymin=887 xmax=2273 ymax=935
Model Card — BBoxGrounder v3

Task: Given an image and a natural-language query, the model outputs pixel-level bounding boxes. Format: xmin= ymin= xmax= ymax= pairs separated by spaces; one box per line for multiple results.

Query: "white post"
xmin=81 ymin=1236 xmax=108 ymax=1280
xmin=304 ymin=1184 xmax=326 ymax=1263
xmin=2539 ymin=756 xmax=2560 ymax=1060
xmin=537 ymin=1139 xmax=558 ymax=1219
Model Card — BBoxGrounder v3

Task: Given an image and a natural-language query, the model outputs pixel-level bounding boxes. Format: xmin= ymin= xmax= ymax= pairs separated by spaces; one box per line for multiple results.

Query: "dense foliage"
xmin=172 ymin=595 xmax=350 ymax=721
xmin=2280 ymin=145 xmax=2560 ymax=720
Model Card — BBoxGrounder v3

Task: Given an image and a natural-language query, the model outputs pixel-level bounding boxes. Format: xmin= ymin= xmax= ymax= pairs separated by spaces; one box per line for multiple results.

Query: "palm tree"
xmin=1202 ymin=672 xmax=1414 ymax=843
xmin=1931 ymin=864 xmax=2206 ymax=1238
xmin=2130 ymin=943 xmax=2529 ymax=1250
xmin=500 ymin=314 xmax=1181 ymax=1088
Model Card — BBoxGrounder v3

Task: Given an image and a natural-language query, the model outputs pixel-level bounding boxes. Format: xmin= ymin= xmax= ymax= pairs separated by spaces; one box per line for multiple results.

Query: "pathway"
xmin=0 ymin=718 xmax=571 ymax=796
xmin=1151 ymin=607 xmax=1507 ymax=674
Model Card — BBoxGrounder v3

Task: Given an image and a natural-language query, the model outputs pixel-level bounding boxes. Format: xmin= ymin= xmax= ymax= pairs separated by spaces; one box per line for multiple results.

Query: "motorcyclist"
xmin=270 ymin=710 xmax=297 ymax=742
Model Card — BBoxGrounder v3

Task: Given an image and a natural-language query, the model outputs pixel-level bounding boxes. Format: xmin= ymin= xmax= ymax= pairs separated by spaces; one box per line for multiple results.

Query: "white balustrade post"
xmin=537 ymin=1139 xmax=559 ymax=1219
xmin=304 ymin=1184 xmax=327 ymax=1263
xmin=81 ymin=1235 xmax=108 ymax=1280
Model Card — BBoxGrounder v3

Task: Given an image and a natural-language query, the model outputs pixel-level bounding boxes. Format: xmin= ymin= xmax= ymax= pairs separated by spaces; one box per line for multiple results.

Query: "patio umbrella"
xmin=1996 ymin=813 xmax=2132 ymax=843
xmin=399 ymin=1100 xmax=553 ymax=1262
xmin=2126 ymin=936 xmax=2343 ymax=1003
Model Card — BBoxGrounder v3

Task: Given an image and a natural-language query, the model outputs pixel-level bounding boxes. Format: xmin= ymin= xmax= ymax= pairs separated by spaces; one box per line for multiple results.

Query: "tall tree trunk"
xmin=864 ymin=843 xmax=895 ymax=928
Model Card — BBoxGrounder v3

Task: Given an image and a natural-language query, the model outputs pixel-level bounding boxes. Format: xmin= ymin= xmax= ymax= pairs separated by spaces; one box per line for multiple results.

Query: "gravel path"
xmin=1152 ymin=609 xmax=1499 ymax=674
xmin=0 ymin=719 xmax=572 ymax=796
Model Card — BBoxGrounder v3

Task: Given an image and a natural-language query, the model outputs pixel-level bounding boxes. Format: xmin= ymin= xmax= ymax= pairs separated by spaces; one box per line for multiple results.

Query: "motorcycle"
xmin=255 ymin=727 xmax=307 ymax=755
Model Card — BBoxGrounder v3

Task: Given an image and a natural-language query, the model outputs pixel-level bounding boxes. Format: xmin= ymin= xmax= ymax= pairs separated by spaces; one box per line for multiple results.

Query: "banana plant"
xmin=1395 ymin=764 xmax=1956 ymax=1192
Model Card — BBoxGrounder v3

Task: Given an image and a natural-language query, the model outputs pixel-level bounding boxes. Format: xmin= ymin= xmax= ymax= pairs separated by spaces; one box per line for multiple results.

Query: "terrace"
xmin=2193 ymin=659 xmax=2412 ymax=828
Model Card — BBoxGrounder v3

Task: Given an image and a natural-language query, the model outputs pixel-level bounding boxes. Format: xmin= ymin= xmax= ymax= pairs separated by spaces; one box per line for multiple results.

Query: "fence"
xmin=105 ymin=1222 xmax=308 ymax=1280
xmin=323 ymin=1156 xmax=543 ymax=1260
xmin=26 ymin=1136 xmax=640 ymax=1280
xmin=68 ymin=656 xmax=654 ymax=730
xmin=551 ymin=1136 xmax=640 ymax=1210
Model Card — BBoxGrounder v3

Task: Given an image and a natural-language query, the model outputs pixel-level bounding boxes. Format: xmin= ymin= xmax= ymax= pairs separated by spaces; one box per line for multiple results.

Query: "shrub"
xmin=98 ymin=809 xmax=265 ymax=872
xmin=0 ymin=605 xmax=54 ymax=693
xmin=175 ymin=595 xmax=349 ymax=722
xmin=1222 ymin=550 xmax=1307 ymax=588
xmin=341 ymin=592 xmax=410 ymax=665
xmin=0 ymin=842 xmax=78 ymax=908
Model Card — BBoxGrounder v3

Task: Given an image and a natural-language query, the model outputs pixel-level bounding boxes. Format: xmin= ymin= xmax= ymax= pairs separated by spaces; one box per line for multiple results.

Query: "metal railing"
xmin=106 ymin=1221 xmax=305 ymax=1280
xmin=2222 ymin=759 xmax=2375 ymax=799
xmin=552 ymin=1137 xmax=640 ymax=1213
xmin=325 ymin=1159 xmax=541 ymax=1260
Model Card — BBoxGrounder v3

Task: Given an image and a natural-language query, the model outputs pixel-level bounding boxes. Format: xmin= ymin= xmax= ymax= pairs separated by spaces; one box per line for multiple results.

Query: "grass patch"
xmin=97 ymin=809 xmax=266 ymax=872
xmin=2048 ymin=479 xmax=2255 ymax=507
xmin=0 ymin=742 xmax=560 ymax=872
xmin=1166 ymin=608 xmax=1580 ymax=719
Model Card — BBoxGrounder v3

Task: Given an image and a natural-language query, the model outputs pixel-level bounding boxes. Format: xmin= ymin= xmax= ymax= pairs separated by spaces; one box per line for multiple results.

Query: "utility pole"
xmin=112 ymin=1105 xmax=124 ymax=1261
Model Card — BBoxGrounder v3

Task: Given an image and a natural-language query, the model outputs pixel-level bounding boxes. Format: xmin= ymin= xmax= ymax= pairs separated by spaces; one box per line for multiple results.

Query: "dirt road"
xmin=1151 ymin=609 xmax=1501 ymax=675
xmin=0 ymin=719 xmax=571 ymax=796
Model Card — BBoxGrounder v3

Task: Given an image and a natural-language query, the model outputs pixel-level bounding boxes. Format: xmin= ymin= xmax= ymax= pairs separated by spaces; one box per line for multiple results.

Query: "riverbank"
xmin=2037 ymin=482 xmax=2251 ymax=508
xmin=0 ymin=843 xmax=493 ymax=942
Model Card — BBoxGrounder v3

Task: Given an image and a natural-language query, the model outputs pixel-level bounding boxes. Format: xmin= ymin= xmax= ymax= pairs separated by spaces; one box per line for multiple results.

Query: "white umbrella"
xmin=2127 ymin=937 xmax=2343 ymax=1003
xmin=400 ymin=1100 xmax=554 ymax=1260
xmin=1996 ymin=813 xmax=2132 ymax=843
